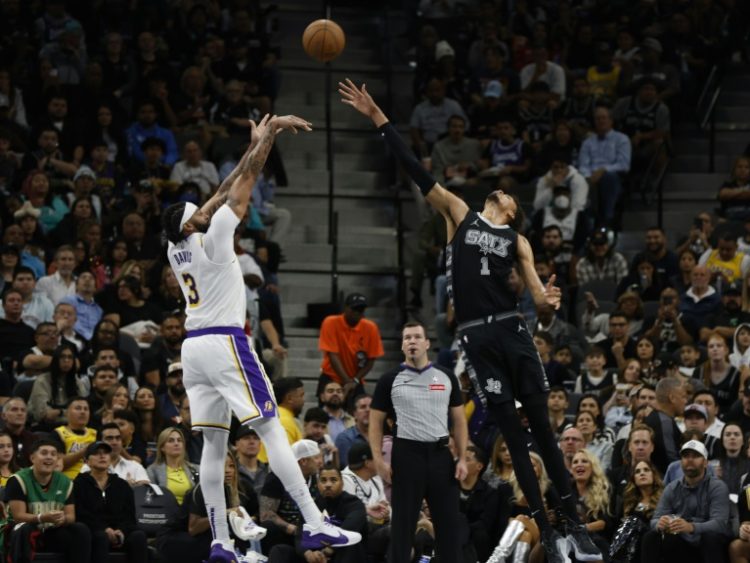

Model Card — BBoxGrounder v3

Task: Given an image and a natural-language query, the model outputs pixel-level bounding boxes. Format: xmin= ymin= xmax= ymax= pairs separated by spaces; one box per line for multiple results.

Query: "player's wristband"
xmin=377 ymin=122 xmax=436 ymax=196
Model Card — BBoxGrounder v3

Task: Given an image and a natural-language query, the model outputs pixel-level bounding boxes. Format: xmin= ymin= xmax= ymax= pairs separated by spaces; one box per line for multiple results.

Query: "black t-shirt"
xmin=260 ymin=473 xmax=319 ymax=527
xmin=447 ymin=211 xmax=519 ymax=324
xmin=0 ymin=319 xmax=35 ymax=362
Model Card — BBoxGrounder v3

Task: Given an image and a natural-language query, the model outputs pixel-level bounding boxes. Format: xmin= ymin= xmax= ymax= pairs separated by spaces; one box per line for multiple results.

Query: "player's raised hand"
xmin=249 ymin=113 xmax=272 ymax=147
xmin=272 ymin=114 xmax=313 ymax=134
xmin=544 ymin=274 xmax=562 ymax=310
xmin=339 ymin=78 xmax=378 ymax=117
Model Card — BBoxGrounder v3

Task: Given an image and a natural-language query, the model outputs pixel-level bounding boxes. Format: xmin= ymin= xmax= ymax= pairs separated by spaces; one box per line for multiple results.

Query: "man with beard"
xmin=124 ymin=99 xmax=179 ymax=165
xmin=319 ymin=381 xmax=354 ymax=443
xmin=267 ymin=464 xmax=367 ymax=563
xmin=642 ymin=440 xmax=731 ymax=563
xmin=158 ymin=362 xmax=185 ymax=424
xmin=141 ymin=314 xmax=185 ymax=388
xmin=699 ymin=281 xmax=750 ymax=342
xmin=256 ymin=377 xmax=306 ymax=464
xmin=630 ymin=227 xmax=679 ymax=280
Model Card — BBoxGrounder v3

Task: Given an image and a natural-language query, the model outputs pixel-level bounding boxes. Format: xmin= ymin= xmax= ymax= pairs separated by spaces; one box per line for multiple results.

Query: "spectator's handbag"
xmin=133 ymin=483 xmax=179 ymax=537
xmin=608 ymin=512 xmax=649 ymax=563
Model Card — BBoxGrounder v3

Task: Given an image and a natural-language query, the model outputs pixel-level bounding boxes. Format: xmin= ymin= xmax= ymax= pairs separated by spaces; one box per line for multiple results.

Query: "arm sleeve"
xmin=203 ymin=204 xmax=241 ymax=264
xmin=378 ymin=122 xmax=437 ymax=196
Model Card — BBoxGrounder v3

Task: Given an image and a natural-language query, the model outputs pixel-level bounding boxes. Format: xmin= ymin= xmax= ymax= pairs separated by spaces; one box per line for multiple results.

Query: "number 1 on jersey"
xmin=182 ymin=273 xmax=200 ymax=306
xmin=480 ymin=256 xmax=490 ymax=276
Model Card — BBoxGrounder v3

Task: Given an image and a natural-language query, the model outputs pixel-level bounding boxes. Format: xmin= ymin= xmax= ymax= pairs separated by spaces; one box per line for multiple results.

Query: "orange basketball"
xmin=302 ymin=19 xmax=345 ymax=63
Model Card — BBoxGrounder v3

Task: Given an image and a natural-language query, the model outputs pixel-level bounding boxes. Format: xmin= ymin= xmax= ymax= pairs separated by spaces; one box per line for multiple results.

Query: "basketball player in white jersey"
xmin=163 ymin=114 xmax=361 ymax=563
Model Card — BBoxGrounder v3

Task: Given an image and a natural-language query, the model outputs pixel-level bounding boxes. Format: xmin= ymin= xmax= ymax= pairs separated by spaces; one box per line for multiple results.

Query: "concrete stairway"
xmin=623 ymin=65 xmax=750 ymax=244
xmin=269 ymin=2 xmax=414 ymax=404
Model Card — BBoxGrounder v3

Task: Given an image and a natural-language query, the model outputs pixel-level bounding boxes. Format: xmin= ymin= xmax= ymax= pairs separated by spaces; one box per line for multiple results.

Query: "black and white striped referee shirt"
xmin=372 ymin=363 xmax=463 ymax=442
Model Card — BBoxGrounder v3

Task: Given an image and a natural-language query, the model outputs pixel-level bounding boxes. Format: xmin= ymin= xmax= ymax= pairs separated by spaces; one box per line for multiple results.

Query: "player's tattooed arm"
xmin=259 ymin=495 xmax=295 ymax=531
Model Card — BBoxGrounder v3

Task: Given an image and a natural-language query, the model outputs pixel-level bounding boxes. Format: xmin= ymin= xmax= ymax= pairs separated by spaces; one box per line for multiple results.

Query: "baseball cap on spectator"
xmin=14 ymin=201 xmax=41 ymax=221
xmin=680 ymin=439 xmax=707 ymax=458
xmin=291 ymin=439 xmax=320 ymax=461
xmin=235 ymin=425 xmax=259 ymax=441
xmin=84 ymin=440 xmax=112 ymax=458
xmin=641 ymin=37 xmax=663 ymax=54
xmin=683 ymin=404 xmax=707 ymax=419
xmin=74 ymin=165 xmax=96 ymax=182
xmin=345 ymin=293 xmax=368 ymax=310
xmin=348 ymin=442 xmax=373 ymax=469
xmin=483 ymin=80 xmax=503 ymax=99
xmin=167 ymin=362 xmax=182 ymax=377
xmin=435 ymin=40 xmax=455 ymax=60
xmin=725 ymin=281 xmax=742 ymax=296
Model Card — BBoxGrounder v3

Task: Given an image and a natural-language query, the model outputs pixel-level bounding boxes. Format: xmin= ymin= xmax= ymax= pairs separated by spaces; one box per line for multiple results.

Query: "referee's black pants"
xmin=388 ymin=437 xmax=461 ymax=563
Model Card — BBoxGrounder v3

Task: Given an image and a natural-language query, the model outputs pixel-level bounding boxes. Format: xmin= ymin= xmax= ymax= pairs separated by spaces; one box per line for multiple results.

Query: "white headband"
xmin=179 ymin=202 xmax=198 ymax=232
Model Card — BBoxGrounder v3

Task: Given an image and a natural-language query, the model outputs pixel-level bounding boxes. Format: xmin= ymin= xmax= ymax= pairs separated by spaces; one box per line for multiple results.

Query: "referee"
xmin=369 ymin=321 xmax=468 ymax=563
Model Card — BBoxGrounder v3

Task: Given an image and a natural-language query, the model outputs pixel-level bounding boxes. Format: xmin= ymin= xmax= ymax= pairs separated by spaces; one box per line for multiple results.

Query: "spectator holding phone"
xmin=641 ymin=288 xmax=694 ymax=354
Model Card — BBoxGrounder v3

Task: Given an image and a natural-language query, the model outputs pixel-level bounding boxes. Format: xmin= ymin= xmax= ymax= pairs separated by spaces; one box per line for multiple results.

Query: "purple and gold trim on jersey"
xmin=227 ymin=332 xmax=278 ymax=422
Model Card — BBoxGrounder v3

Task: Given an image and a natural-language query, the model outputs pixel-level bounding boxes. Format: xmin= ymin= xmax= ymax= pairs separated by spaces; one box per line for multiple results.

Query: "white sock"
xmin=251 ymin=418 xmax=323 ymax=527
xmin=200 ymin=428 xmax=231 ymax=543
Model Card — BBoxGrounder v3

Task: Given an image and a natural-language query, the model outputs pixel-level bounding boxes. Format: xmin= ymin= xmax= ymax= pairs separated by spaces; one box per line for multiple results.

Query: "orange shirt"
xmin=319 ymin=315 xmax=384 ymax=384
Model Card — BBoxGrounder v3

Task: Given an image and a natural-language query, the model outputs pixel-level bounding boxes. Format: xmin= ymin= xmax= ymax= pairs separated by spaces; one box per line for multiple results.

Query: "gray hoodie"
xmin=729 ymin=322 xmax=750 ymax=369
xmin=650 ymin=471 xmax=731 ymax=543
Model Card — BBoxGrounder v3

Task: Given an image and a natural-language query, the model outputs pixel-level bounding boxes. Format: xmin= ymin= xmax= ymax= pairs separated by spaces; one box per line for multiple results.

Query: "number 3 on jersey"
xmin=182 ymin=273 xmax=200 ymax=307
xmin=480 ymin=256 xmax=491 ymax=276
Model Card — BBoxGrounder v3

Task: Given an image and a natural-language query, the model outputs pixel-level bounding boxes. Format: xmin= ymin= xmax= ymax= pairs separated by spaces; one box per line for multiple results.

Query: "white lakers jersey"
xmin=167 ymin=205 xmax=246 ymax=330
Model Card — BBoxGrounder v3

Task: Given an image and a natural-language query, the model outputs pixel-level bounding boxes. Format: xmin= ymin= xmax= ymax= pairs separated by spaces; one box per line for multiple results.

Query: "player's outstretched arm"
xmin=517 ymin=235 xmax=562 ymax=310
xmin=338 ymin=79 xmax=469 ymax=231
xmin=201 ymin=114 xmax=312 ymax=219
xmin=222 ymin=115 xmax=312 ymax=219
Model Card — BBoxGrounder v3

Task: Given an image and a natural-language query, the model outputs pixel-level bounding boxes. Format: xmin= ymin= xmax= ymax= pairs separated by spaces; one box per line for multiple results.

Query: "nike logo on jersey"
xmin=464 ymin=229 xmax=511 ymax=257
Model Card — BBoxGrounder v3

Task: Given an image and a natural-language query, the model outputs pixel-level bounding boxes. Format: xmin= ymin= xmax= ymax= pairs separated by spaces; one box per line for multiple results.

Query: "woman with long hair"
xmin=669 ymin=250 xmax=697 ymax=295
xmin=49 ymin=197 xmax=97 ymax=245
xmin=102 ymin=237 xmax=130 ymax=287
xmin=620 ymin=359 xmax=642 ymax=385
xmin=112 ymin=274 xmax=162 ymax=328
xmin=609 ymin=460 xmax=664 ymax=563
xmin=571 ymin=449 xmax=612 ymax=551
xmin=693 ymin=332 xmax=740 ymax=415
xmin=156 ymin=449 xmax=262 ymax=563
xmin=483 ymin=434 xmax=515 ymax=489
xmin=575 ymin=410 xmax=614 ymax=472
xmin=488 ymin=452 xmax=562 ymax=562
xmin=713 ymin=423 xmax=750 ymax=496
xmin=577 ymin=394 xmax=616 ymax=443
xmin=94 ymin=383 xmax=131 ymax=427
xmin=97 ymin=259 xmax=150 ymax=312
xmin=146 ymin=427 xmax=199 ymax=505
xmin=133 ymin=386 xmax=165 ymax=462
xmin=28 ymin=344 xmax=84 ymax=428
xmin=0 ymin=431 xmax=19 ymax=486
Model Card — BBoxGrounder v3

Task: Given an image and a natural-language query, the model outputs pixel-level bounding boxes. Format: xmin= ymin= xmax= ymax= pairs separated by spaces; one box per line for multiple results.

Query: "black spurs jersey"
xmin=447 ymin=211 xmax=519 ymax=323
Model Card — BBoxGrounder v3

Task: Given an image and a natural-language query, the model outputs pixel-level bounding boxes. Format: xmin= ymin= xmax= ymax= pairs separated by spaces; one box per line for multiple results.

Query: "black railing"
xmin=316 ymin=0 xmax=406 ymax=321
xmin=696 ymin=64 xmax=723 ymax=173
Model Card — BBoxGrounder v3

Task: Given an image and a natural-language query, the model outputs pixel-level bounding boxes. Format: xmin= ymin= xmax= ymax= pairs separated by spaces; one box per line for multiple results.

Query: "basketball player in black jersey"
xmin=339 ymin=79 xmax=602 ymax=563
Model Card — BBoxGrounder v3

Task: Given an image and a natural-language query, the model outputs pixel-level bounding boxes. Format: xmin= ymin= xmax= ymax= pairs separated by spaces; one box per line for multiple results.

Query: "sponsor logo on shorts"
xmin=264 ymin=401 xmax=274 ymax=412
xmin=485 ymin=378 xmax=503 ymax=394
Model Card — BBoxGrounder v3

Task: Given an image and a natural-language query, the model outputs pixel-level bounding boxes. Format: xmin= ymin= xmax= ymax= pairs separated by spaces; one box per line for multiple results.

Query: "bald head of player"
xmin=401 ymin=322 xmax=430 ymax=369
xmin=162 ymin=202 xmax=211 ymax=243
xmin=481 ymin=190 xmax=524 ymax=232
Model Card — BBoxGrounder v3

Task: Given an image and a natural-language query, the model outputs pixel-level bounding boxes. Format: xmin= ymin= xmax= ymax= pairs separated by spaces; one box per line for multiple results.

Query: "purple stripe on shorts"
xmin=187 ymin=326 xmax=245 ymax=339
xmin=232 ymin=335 xmax=278 ymax=418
